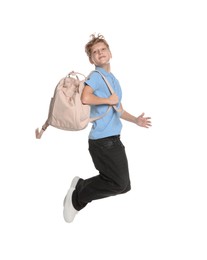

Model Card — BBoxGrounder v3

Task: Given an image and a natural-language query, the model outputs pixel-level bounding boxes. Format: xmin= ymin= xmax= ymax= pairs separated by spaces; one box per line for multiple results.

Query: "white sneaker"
xmin=63 ymin=177 xmax=80 ymax=223
xmin=63 ymin=187 xmax=77 ymax=223
xmin=70 ymin=176 xmax=80 ymax=189
xmin=63 ymin=176 xmax=80 ymax=206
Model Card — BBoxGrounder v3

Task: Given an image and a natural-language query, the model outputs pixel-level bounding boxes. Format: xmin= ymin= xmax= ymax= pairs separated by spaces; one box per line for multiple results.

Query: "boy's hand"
xmin=136 ymin=113 xmax=152 ymax=128
xmin=108 ymin=93 xmax=119 ymax=105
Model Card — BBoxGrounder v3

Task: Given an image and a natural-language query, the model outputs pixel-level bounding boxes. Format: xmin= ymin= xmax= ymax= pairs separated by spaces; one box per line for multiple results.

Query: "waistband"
xmin=89 ymin=135 xmax=120 ymax=141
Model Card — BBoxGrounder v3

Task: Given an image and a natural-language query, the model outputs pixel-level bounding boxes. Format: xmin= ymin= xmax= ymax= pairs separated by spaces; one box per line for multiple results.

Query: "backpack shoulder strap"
xmin=35 ymin=121 xmax=49 ymax=139
xmin=87 ymin=70 xmax=123 ymax=114
xmin=87 ymin=70 xmax=115 ymax=94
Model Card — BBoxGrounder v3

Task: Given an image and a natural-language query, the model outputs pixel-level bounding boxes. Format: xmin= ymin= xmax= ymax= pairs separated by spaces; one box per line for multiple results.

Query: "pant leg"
xmin=72 ymin=135 xmax=131 ymax=211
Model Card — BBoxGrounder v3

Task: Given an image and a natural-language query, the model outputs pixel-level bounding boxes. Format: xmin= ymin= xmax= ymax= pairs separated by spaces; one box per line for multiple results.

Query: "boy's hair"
xmin=85 ymin=33 xmax=110 ymax=60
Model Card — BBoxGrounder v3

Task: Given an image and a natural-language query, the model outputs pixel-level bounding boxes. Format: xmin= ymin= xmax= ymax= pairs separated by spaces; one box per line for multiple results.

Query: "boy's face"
xmin=90 ymin=42 xmax=112 ymax=66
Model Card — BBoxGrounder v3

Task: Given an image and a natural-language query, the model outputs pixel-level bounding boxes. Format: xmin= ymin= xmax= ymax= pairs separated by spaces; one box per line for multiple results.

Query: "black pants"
xmin=72 ymin=135 xmax=131 ymax=211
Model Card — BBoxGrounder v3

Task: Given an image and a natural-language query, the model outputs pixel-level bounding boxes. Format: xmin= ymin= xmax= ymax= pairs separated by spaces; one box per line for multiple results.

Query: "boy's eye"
xmin=92 ymin=47 xmax=107 ymax=55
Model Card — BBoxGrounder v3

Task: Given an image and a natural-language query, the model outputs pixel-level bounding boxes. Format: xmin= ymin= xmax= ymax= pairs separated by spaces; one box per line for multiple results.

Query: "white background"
xmin=0 ymin=0 xmax=207 ymax=259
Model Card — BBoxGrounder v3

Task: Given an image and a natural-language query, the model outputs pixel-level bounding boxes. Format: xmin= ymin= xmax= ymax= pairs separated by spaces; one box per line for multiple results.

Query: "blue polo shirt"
xmin=84 ymin=67 xmax=123 ymax=140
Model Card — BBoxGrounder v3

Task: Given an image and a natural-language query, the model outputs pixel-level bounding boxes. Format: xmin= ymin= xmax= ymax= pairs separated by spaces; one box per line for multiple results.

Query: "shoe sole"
xmin=71 ymin=176 xmax=80 ymax=189
xmin=63 ymin=187 xmax=77 ymax=223
xmin=63 ymin=176 xmax=80 ymax=206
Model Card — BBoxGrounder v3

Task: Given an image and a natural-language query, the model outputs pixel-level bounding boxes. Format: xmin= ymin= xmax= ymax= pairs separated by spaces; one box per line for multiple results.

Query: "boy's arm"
xmin=81 ymin=85 xmax=118 ymax=106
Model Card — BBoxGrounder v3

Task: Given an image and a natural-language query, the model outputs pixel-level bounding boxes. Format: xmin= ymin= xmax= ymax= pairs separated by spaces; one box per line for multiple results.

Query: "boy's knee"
xmin=120 ymin=181 xmax=131 ymax=194
xmin=115 ymin=179 xmax=131 ymax=194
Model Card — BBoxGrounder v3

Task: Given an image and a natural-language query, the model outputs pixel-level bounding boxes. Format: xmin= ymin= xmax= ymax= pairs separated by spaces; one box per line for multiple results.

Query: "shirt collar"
xmin=95 ymin=66 xmax=110 ymax=77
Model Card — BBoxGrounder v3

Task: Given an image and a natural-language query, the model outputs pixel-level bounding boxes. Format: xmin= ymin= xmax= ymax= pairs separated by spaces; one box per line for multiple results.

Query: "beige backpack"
xmin=35 ymin=70 xmax=119 ymax=139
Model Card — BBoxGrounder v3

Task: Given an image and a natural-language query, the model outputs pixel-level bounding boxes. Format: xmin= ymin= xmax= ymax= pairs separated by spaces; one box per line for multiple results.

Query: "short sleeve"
xmin=84 ymin=72 xmax=100 ymax=91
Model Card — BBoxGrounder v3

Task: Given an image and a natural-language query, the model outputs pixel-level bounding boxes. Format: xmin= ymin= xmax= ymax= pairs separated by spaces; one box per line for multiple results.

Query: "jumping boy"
xmin=63 ymin=33 xmax=152 ymax=223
